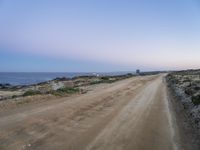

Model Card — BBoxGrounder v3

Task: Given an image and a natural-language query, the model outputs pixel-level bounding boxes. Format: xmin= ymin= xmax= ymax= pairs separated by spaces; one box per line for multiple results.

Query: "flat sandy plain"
xmin=0 ymin=74 xmax=195 ymax=150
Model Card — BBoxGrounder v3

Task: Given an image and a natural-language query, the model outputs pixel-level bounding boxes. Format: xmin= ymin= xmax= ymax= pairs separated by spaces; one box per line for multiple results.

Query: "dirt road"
xmin=0 ymin=74 xmax=179 ymax=150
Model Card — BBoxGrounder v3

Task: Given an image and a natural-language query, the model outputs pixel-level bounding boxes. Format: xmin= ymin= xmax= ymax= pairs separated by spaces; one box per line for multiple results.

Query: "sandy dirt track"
xmin=0 ymin=75 xmax=178 ymax=150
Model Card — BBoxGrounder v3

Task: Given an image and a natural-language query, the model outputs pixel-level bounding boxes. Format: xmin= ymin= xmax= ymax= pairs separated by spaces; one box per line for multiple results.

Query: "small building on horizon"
xmin=136 ymin=69 xmax=140 ymax=74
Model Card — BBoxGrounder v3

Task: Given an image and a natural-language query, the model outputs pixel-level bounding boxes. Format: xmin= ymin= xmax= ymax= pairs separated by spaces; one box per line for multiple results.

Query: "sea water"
xmin=0 ymin=72 xmax=133 ymax=85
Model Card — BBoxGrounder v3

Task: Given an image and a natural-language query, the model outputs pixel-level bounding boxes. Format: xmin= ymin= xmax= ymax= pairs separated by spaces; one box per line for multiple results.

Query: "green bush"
xmin=90 ymin=81 xmax=103 ymax=85
xmin=192 ymin=94 xmax=200 ymax=105
xmin=23 ymin=90 xmax=41 ymax=96
xmin=101 ymin=77 xmax=109 ymax=80
xmin=90 ymin=79 xmax=116 ymax=85
xmin=12 ymin=95 xmax=18 ymax=98
xmin=57 ymin=87 xmax=79 ymax=93
xmin=50 ymin=87 xmax=79 ymax=96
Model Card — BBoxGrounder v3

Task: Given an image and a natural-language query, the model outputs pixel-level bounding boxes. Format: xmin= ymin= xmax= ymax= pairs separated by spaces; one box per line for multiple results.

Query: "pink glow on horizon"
xmin=0 ymin=0 xmax=200 ymax=71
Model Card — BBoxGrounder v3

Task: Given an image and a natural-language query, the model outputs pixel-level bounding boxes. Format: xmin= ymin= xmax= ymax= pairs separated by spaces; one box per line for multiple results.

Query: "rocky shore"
xmin=0 ymin=74 xmax=134 ymax=101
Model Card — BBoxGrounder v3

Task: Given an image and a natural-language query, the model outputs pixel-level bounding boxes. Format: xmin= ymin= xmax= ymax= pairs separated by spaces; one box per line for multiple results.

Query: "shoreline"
xmin=0 ymin=72 xmax=137 ymax=86
xmin=0 ymin=73 xmax=136 ymax=102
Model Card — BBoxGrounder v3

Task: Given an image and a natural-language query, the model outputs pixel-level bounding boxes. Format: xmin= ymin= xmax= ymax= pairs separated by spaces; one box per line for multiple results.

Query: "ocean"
xmin=0 ymin=72 xmax=134 ymax=85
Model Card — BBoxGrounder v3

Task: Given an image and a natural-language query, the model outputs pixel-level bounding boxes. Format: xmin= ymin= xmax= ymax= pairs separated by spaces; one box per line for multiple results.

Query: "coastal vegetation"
xmin=0 ymin=73 xmax=135 ymax=101
xmin=23 ymin=90 xmax=42 ymax=97
xmin=49 ymin=87 xmax=80 ymax=96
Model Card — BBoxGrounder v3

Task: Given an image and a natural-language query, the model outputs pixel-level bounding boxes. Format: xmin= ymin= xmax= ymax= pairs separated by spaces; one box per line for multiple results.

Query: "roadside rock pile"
xmin=166 ymin=70 xmax=200 ymax=128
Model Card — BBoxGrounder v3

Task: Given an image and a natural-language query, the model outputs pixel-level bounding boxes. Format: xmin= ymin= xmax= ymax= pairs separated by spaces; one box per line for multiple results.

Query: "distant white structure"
xmin=92 ymin=73 xmax=99 ymax=77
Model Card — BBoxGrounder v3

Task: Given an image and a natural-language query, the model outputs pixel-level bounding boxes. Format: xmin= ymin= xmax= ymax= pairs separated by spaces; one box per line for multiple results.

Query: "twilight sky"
xmin=0 ymin=0 xmax=200 ymax=72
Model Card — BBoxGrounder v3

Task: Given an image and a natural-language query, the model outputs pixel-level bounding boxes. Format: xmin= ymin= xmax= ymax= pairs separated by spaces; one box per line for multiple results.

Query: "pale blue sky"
xmin=0 ymin=0 xmax=200 ymax=72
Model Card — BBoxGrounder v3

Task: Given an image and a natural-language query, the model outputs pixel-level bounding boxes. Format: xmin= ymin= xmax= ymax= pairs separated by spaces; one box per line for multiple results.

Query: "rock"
xmin=51 ymin=82 xmax=65 ymax=90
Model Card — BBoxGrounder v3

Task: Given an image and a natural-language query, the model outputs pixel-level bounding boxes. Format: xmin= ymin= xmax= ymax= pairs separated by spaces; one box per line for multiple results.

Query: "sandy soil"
xmin=0 ymin=91 xmax=22 ymax=99
xmin=0 ymin=75 xmax=180 ymax=150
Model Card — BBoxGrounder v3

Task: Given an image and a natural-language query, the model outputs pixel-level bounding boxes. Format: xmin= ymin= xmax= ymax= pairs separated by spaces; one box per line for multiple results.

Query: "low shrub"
xmin=101 ymin=77 xmax=110 ymax=80
xmin=90 ymin=79 xmax=116 ymax=85
xmin=57 ymin=87 xmax=79 ymax=93
xmin=50 ymin=87 xmax=79 ymax=96
xmin=23 ymin=90 xmax=42 ymax=96
xmin=192 ymin=94 xmax=200 ymax=105
xmin=12 ymin=95 xmax=18 ymax=98
xmin=90 ymin=81 xmax=103 ymax=85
